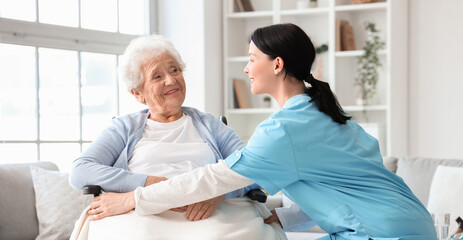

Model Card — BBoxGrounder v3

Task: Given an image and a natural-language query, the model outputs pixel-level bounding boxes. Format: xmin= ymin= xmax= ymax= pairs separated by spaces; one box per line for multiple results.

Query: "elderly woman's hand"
xmin=264 ymin=210 xmax=282 ymax=226
xmin=183 ymin=195 xmax=225 ymax=221
xmin=87 ymin=192 xmax=135 ymax=221
xmin=144 ymin=176 xmax=168 ymax=187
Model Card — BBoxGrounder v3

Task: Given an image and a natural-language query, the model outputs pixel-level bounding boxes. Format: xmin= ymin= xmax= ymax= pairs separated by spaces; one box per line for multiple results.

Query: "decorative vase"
xmin=313 ymin=57 xmax=323 ymax=80
xmin=356 ymin=87 xmax=368 ymax=106
xmin=351 ymin=0 xmax=377 ymax=4
xmin=356 ymin=97 xmax=367 ymax=106
xmin=263 ymin=101 xmax=271 ymax=108
xmin=296 ymin=0 xmax=309 ymax=9
xmin=309 ymin=0 xmax=318 ymax=8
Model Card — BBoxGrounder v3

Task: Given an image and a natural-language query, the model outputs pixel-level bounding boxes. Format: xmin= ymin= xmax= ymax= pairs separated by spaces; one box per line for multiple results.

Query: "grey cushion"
xmin=31 ymin=166 xmax=92 ymax=240
xmin=382 ymin=156 xmax=398 ymax=173
xmin=0 ymin=161 xmax=58 ymax=240
xmin=396 ymin=157 xmax=463 ymax=207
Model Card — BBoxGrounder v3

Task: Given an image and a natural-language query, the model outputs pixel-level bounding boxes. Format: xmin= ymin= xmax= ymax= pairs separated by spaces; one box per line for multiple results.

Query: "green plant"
xmin=355 ymin=21 xmax=385 ymax=105
xmin=315 ymin=44 xmax=328 ymax=54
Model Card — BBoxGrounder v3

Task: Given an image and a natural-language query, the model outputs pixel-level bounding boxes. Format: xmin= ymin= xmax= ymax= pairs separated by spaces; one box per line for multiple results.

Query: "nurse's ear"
xmin=273 ymin=57 xmax=285 ymax=76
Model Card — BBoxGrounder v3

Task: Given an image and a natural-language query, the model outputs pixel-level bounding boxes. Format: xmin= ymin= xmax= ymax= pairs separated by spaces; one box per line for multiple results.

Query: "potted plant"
xmin=313 ymin=44 xmax=328 ymax=80
xmin=355 ymin=21 xmax=385 ymax=106
xmin=263 ymin=96 xmax=271 ymax=108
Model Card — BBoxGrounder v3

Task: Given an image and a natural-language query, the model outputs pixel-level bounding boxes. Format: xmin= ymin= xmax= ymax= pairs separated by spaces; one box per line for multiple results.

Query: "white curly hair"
xmin=118 ymin=34 xmax=186 ymax=91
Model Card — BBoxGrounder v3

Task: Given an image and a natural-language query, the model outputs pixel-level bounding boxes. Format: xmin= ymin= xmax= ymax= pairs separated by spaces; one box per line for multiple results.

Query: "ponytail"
xmin=304 ymin=74 xmax=351 ymax=124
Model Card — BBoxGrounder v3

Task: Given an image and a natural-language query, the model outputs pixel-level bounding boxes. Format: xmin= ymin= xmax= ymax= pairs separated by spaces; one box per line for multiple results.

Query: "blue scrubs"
xmin=225 ymin=94 xmax=436 ymax=240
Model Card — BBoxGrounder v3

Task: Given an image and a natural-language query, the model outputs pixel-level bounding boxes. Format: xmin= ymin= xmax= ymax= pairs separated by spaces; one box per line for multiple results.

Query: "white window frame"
xmin=0 ymin=0 xmax=158 ymax=159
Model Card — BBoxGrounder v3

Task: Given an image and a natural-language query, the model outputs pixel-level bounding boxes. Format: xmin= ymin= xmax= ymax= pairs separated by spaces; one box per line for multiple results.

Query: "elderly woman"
xmin=69 ymin=35 xmax=285 ymax=240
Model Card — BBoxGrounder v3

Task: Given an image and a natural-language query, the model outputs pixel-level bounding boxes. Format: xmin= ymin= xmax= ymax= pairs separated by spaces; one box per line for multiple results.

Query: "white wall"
xmin=157 ymin=0 xmax=223 ymax=116
xmin=157 ymin=0 xmax=463 ymax=158
xmin=408 ymin=0 xmax=463 ymax=158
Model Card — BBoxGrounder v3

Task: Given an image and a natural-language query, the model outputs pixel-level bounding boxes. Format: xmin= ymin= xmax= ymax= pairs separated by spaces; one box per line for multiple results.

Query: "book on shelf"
xmin=235 ymin=0 xmax=254 ymax=12
xmin=340 ymin=21 xmax=356 ymax=51
xmin=335 ymin=19 xmax=345 ymax=51
xmin=233 ymin=79 xmax=253 ymax=108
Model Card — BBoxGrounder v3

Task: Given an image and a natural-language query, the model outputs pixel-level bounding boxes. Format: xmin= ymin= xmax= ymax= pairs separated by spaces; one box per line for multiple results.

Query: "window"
xmin=0 ymin=0 xmax=155 ymax=172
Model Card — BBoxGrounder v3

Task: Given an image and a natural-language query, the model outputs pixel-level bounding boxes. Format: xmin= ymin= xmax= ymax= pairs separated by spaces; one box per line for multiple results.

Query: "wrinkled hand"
xmin=170 ymin=206 xmax=188 ymax=212
xmin=144 ymin=176 xmax=168 ymax=187
xmin=183 ymin=195 xmax=225 ymax=221
xmin=87 ymin=191 xmax=135 ymax=221
xmin=264 ymin=210 xmax=282 ymax=226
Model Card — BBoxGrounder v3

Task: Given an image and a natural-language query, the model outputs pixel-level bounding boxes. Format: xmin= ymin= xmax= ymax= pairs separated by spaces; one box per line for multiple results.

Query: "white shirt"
xmin=128 ymin=114 xmax=216 ymax=178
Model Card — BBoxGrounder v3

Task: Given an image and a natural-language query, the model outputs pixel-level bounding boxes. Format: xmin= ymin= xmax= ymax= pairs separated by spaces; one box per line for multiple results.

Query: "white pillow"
xmin=30 ymin=166 xmax=93 ymax=240
xmin=427 ymin=165 xmax=463 ymax=233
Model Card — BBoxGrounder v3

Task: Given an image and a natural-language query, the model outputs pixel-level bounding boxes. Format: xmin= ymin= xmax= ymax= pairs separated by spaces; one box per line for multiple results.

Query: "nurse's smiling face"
xmin=244 ymin=41 xmax=278 ymax=95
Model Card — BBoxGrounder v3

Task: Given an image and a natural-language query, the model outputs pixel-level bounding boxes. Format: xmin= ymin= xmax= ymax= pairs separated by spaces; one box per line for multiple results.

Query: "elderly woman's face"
xmin=132 ymin=53 xmax=186 ymax=116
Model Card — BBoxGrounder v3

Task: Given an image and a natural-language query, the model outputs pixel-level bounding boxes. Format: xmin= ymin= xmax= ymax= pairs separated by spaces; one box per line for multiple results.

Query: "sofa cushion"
xmin=427 ymin=165 xmax=463 ymax=233
xmin=382 ymin=156 xmax=398 ymax=173
xmin=396 ymin=157 xmax=463 ymax=207
xmin=30 ymin=166 xmax=92 ymax=240
xmin=0 ymin=161 xmax=58 ymax=240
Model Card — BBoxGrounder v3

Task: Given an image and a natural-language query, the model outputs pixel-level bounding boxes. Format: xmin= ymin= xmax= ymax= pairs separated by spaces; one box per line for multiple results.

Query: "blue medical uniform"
xmin=225 ymin=94 xmax=436 ymax=240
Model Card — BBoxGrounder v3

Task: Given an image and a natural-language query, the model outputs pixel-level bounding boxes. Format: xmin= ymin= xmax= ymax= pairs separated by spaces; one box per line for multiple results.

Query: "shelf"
xmin=223 ymin=0 xmax=408 ymax=156
xmin=281 ymin=8 xmax=329 ymax=17
xmin=335 ymin=2 xmax=387 ymax=12
xmin=343 ymin=105 xmax=388 ymax=112
xmin=227 ymin=108 xmax=278 ymax=114
xmin=227 ymin=56 xmax=249 ymax=62
xmin=335 ymin=49 xmax=387 ymax=57
xmin=226 ymin=11 xmax=273 ymax=19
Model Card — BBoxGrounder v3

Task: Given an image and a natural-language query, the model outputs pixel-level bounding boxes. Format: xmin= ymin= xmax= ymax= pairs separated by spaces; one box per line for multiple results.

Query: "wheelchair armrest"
xmin=246 ymin=189 xmax=267 ymax=203
xmin=83 ymin=185 xmax=102 ymax=197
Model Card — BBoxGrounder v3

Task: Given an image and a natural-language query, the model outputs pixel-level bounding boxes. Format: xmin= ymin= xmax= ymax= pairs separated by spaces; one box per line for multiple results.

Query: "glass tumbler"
xmin=432 ymin=213 xmax=450 ymax=240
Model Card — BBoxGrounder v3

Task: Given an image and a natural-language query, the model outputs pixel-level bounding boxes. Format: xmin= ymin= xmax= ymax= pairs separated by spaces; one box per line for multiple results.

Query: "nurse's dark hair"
xmin=251 ymin=23 xmax=351 ymax=124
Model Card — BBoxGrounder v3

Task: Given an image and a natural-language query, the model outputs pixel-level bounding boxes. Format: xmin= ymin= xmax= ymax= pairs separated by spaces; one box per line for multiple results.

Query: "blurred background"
xmin=0 ymin=0 xmax=462 ymax=172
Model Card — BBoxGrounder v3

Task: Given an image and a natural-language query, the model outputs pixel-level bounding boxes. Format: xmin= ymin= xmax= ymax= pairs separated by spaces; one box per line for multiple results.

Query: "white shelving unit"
xmin=223 ymin=0 xmax=408 ymax=156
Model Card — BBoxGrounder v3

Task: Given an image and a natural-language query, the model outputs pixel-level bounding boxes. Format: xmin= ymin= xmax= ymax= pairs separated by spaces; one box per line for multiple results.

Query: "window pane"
xmin=0 ymin=44 xmax=37 ymax=140
xmin=38 ymin=0 xmax=78 ymax=27
xmin=40 ymin=143 xmax=80 ymax=173
xmin=0 ymin=144 xmax=37 ymax=164
xmin=0 ymin=0 xmax=36 ymax=21
xmin=82 ymin=143 xmax=92 ymax=152
xmin=81 ymin=0 xmax=117 ymax=32
xmin=81 ymin=52 xmax=117 ymax=140
xmin=39 ymin=48 xmax=79 ymax=140
xmin=119 ymin=0 xmax=147 ymax=35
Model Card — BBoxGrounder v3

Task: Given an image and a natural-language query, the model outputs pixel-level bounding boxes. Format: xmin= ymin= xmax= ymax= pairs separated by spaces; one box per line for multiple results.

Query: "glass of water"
xmin=432 ymin=213 xmax=450 ymax=240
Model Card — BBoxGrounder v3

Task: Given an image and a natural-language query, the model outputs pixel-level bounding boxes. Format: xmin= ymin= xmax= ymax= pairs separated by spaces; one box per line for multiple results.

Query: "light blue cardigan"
xmin=69 ymin=107 xmax=258 ymax=199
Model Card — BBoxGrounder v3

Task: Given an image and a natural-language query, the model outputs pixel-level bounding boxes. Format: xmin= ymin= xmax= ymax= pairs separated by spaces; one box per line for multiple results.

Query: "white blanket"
xmin=70 ymin=198 xmax=287 ymax=240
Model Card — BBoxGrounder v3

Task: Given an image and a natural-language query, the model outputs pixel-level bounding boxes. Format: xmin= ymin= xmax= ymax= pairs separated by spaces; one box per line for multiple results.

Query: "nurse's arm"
xmin=134 ymin=160 xmax=254 ymax=215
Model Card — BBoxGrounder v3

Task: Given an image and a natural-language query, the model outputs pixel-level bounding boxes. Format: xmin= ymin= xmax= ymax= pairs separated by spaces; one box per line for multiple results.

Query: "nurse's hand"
xmin=185 ymin=195 xmax=225 ymax=221
xmin=88 ymin=191 xmax=135 ymax=221
xmin=264 ymin=210 xmax=282 ymax=226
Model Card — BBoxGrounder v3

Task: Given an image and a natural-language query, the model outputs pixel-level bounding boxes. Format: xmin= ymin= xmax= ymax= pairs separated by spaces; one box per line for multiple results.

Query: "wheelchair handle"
xmin=83 ymin=185 xmax=102 ymax=197
xmin=246 ymin=189 xmax=267 ymax=203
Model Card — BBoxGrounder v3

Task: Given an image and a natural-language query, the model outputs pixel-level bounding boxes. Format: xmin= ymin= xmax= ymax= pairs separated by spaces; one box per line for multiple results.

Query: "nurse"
xmin=89 ymin=23 xmax=436 ymax=239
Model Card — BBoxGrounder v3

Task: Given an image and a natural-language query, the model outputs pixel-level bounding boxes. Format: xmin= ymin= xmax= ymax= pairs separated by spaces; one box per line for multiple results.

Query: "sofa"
xmin=1 ymin=156 xmax=462 ymax=240
xmin=0 ymin=161 xmax=93 ymax=240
